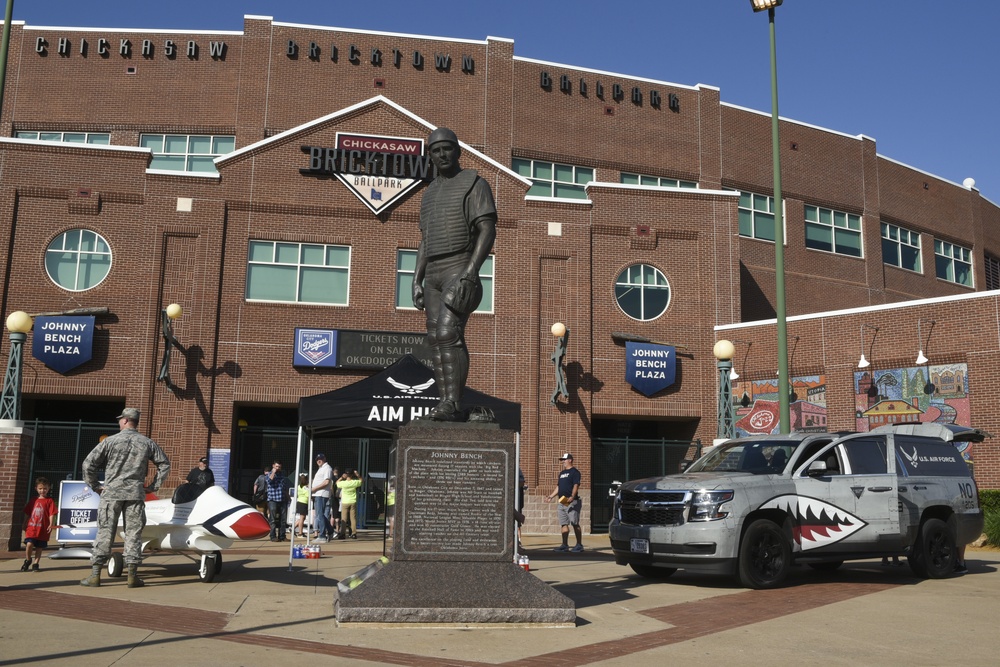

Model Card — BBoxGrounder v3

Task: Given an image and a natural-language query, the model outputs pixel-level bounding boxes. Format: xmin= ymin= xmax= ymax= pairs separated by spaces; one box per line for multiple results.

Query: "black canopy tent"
xmin=298 ymin=354 xmax=521 ymax=434
xmin=287 ymin=355 xmax=521 ymax=561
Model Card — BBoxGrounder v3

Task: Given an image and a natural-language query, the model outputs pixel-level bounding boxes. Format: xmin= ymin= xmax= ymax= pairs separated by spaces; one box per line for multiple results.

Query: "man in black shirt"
xmin=183 ymin=457 xmax=215 ymax=496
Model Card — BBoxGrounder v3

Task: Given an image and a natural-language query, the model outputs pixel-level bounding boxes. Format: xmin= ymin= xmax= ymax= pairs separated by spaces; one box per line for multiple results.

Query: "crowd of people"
xmin=251 ymin=453 xmax=372 ymax=543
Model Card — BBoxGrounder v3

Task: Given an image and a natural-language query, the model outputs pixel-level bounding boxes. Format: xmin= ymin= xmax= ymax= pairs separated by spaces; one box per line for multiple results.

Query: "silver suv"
xmin=608 ymin=423 xmax=985 ymax=588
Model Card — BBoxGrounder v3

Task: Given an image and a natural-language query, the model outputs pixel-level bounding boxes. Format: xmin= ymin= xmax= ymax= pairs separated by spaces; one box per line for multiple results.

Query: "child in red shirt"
xmin=22 ymin=477 xmax=58 ymax=572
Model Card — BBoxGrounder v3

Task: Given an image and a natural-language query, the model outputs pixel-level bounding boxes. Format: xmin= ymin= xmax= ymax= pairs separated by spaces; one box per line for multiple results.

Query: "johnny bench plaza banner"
xmin=625 ymin=342 xmax=676 ymax=397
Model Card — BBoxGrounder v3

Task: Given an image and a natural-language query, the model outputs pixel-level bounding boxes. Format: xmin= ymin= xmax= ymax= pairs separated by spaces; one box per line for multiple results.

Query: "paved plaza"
xmin=1 ymin=534 xmax=997 ymax=666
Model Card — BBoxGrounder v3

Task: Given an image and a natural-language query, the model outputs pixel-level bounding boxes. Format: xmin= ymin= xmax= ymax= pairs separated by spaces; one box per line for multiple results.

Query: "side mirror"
xmin=609 ymin=481 xmax=622 ymax=497
xmin=679 ymin=460 xmax=693 ymax=472
xmin=807 ymin=460 xmax=829 ymax=477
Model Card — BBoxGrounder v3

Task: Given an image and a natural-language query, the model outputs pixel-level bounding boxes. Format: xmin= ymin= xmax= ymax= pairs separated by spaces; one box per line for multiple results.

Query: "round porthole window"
xmin=614 ymin=264 xmax=670 ymax=321
xmin=45 ymin=229 xmax=112 ymax=291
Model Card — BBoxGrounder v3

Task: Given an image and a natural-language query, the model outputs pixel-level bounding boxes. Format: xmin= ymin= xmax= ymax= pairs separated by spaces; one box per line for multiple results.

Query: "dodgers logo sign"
xmin=625 ymin=342 xmax=676 ymax=396
xmin=293 ymin=328 xmax=337 ymax=368
xmin=32 ymin=315 xmax=95 ymax=374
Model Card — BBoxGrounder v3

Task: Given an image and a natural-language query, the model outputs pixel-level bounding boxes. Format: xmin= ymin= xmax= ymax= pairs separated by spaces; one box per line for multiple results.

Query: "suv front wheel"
xmin=738 ymin=519 xmax=791 ymax=589
xmin=908 ymin=517 xmax=956 ymax=579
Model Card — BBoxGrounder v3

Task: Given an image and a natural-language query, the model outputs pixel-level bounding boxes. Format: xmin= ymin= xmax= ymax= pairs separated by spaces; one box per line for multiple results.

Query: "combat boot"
xmin=80 ymin=564 xmax=102 ymax=587
xmin=127 ymin=563 xmax=144 ymax=588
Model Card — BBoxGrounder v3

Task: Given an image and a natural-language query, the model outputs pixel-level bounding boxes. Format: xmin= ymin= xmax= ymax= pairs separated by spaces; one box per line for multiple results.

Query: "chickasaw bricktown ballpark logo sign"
xmin=300 ymin=133 xmax=433 ymax=214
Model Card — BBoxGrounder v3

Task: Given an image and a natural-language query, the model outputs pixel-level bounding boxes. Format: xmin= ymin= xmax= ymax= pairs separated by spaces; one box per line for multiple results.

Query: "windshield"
xmin=688 ymin=439 xmax=799 ymax=474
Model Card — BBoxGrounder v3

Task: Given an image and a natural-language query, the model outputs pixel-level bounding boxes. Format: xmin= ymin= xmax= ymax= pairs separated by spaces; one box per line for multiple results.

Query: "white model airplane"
xmin=71 ymin=485 xmax=271 ymax=583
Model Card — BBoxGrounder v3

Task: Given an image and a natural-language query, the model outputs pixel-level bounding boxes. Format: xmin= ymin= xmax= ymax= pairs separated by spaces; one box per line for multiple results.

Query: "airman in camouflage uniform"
xmin=80 ymin=407 xmax=170 ymax=588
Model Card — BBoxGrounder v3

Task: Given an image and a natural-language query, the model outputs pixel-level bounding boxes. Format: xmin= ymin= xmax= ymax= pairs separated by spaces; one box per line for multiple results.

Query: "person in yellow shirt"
xmin=386 ymin=476 xmax=396 ymax=539
xmin=293 ymin=474 xmax=310 ymax=538
xmin=336 ymin=470 xmax=363 ymax=539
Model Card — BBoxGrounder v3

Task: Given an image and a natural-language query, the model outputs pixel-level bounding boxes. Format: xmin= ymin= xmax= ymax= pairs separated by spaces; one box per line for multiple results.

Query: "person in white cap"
xmin=545 ymin=453 xmax=583 ymax=552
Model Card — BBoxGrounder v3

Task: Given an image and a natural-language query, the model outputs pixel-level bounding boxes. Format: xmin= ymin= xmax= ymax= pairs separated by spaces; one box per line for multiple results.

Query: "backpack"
xmin=252 ymin=475 xmax=267 ymax=505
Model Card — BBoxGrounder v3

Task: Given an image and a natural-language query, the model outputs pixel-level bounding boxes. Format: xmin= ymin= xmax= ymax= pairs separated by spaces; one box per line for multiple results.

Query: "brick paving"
xmin=0 ymin=575 xmax=899 ymax=666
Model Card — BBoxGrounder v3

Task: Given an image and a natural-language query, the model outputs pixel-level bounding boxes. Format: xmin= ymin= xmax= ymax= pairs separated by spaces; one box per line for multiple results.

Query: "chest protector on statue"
xmin=420 ymin=169 xmax=479 ymax=258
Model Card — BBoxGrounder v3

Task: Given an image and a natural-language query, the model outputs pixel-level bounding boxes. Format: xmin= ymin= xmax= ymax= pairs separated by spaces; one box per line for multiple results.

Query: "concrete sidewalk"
xmin=1 ymin=534 xmax=998 ymax=666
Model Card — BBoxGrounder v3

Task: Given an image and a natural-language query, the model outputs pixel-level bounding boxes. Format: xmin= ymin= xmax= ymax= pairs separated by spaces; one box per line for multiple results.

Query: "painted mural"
xmin=732 ymin=375 xmax=827 ymax=437
xmin=854 ymin=363 xmax=973 ymax=461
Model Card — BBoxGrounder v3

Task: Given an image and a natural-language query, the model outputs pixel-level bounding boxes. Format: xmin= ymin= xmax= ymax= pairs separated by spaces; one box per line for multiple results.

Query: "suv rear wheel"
xmin=738 ymin=519 xmax=791 ymax=589
xmin=908 ymin=517 xmax=955 ymax=579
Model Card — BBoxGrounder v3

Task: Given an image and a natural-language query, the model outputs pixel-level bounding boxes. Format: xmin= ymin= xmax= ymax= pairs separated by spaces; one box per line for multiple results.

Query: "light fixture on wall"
xmin=550 ymin=322 xmax=569 ymax=405
xmin=858 ymin=324 xmax=878 ymax=369
xmin=157 ymin=303 xmax=183 ymax=391
xmin=916 ymin=318 xmax=934 ymax=365
xmin=728 ymin=339 xmax=751 ymax=381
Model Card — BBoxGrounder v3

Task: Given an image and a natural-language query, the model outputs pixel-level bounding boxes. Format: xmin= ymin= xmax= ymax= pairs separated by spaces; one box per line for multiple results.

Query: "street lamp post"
xmin=0 ymin=310 xmax=33 ymax=422
xmin=751 ymin=0 xmax=789 ymax=434
xmin=713 ymin=339 xmax=736 ymax=440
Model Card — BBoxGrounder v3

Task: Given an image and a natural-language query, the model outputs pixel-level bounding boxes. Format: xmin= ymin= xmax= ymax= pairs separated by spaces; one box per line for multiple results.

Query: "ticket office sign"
xmin=56 ymin=480 xmax=100 ymax=543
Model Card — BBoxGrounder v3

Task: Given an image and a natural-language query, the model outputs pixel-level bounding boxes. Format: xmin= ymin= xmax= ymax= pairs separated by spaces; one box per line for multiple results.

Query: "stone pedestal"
xmin=335 ymin=421 xmax=575 ymax=625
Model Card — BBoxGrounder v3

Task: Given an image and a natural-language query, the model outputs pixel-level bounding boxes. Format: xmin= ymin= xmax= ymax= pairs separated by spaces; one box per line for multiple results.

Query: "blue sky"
xmin=13 ymin=1 xmax=1000 ymax=202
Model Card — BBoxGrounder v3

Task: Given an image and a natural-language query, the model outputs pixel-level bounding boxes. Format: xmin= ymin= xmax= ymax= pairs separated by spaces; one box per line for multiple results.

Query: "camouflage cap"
xmin=116 ymin=407 xmax=141 ymax=423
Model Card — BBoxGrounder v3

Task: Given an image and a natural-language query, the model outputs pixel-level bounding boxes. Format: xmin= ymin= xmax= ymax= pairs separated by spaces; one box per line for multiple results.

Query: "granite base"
xmin=334 ymin=560 xmax=576 ymax=625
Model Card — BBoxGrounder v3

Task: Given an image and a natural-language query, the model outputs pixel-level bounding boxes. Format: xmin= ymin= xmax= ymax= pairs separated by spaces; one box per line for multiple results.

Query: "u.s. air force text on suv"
xmin=608 ymin=423 xmax=985 ymax=589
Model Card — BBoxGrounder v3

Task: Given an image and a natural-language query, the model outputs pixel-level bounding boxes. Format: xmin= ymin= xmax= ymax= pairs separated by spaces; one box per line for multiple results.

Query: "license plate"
xmin=630 ymin=538 xmax=650 ymax=554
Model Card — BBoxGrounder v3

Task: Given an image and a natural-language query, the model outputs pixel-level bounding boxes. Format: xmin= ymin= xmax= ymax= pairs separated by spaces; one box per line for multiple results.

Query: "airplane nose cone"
xmin=232 ymin=510 xmax=271 ymax=539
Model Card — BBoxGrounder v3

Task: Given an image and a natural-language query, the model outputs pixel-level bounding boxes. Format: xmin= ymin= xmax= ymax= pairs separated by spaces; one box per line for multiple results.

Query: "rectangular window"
xmin=735 ymin=191 xmax=777 ymax=242
xmin=246 ymin=240 xmax=350 ymax=304
xmin=804 ymin=205 xmax=862 ymax=257
xmin=140 ymin=134 xmax=236 ymax=173
xmin=16 ymin=131 xmax=110 ymax=145
xmin=513 ymin=158 xmax=593 ymax=200
xmin=934 ymin=239 xmax=973 ymax=287
xmin=985 ymin=254 xmax=1000 ymax=291
xmin=395 ymin=249 xmax=494 ymax=313
xmin=842 ymin=438 xmax=888 ymax=475
xmin=880 ymin=222 xmax=922 ymax=273
xmin=620 ymin=172 xmax=698 ymax=189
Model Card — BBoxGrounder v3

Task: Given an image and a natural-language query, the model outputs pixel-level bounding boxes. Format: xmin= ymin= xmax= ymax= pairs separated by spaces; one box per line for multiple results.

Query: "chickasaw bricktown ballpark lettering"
xmin=32 ymin=32 xmax=679 ymax=115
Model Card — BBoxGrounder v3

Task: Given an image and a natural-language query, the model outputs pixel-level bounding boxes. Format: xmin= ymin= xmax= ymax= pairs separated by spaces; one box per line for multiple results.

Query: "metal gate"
xmin=21 ymin=420 xmax=114 ymax=503
xmin=590 ymin=436 xmax=701 ymax=533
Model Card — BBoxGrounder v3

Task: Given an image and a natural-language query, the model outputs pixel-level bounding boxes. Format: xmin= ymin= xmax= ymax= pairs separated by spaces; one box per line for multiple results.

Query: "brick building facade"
xmin=1 ymin=15 xmax=998 ymax=543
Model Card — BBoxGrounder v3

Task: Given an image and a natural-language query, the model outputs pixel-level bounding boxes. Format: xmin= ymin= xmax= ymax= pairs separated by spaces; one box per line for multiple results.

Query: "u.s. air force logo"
xmin=301 ymin=132 xmax=432 ymax=215
xmin=759 ymin=495 xmax=867 ymax=550
xmin=387 ymin=377 xmax=435 ymax=395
